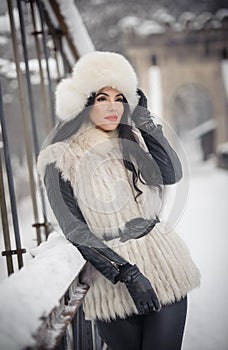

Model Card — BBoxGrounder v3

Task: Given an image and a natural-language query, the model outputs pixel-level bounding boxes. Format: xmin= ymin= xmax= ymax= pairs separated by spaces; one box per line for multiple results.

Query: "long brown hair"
xmin=50 ymin=94 xmax=162 ymax=200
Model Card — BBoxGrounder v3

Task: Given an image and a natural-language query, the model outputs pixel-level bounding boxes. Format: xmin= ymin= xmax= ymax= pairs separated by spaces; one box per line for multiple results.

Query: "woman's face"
xmin=89 ymin=87 xmax=125 ymax=131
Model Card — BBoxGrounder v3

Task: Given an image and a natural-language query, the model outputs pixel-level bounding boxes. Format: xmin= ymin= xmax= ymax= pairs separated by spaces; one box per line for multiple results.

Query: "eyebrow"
xmin=95 ymin=92 xmax=124 ymax=98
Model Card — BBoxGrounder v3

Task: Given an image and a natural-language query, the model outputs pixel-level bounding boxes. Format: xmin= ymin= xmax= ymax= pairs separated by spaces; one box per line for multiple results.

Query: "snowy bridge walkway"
xmin=179 ymin=160 xmax=228 ymax=350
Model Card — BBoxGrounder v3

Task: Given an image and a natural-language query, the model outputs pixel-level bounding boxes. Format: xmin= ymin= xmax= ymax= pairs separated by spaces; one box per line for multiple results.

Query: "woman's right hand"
xmin=119 ymin=264 xmax=161 ymax=314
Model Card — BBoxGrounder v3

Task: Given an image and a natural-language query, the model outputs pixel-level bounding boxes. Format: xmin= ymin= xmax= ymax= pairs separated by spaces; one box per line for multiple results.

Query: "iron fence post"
xmin=7 ymin=0 xmax=42 ymax=245
xmin=0 ymin=81 xmax=25 ymax=269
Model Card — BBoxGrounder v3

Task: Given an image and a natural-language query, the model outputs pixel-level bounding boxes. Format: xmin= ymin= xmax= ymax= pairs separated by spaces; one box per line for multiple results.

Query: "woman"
xmin=37 ymin=51 xmax=200 ymax=350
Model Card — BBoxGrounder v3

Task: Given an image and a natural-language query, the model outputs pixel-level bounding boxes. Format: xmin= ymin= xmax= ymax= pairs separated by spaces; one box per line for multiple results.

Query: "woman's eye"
xmin=96 ymin=96 xmax=123 ymax=103
xmin=96 ymin=96 xmax=107 ymax=102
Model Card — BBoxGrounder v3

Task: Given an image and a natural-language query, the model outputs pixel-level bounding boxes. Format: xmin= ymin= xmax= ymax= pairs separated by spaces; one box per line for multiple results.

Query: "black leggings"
xmin=96 ymin=297 xmax=187 ymax=350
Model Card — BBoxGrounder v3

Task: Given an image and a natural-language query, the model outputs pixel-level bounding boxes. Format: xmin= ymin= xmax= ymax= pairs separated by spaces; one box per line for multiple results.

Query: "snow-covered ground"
xmin=178 ymin=158 xmax=228 ymax=350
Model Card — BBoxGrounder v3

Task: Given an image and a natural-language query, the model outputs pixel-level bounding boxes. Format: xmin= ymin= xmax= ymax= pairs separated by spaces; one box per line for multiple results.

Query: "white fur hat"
xmin=55 ymin=51 xmax=139 ymax=121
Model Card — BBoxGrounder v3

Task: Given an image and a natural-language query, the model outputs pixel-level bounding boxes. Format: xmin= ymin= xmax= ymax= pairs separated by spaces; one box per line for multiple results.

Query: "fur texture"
xmin=55 ymin=51 xmax=139 ymax=121
xmin=37 ymin=123 xmax=201 ymax=321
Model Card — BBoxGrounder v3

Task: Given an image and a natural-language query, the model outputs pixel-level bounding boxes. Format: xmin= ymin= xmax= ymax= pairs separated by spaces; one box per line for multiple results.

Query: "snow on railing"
xmin=42 ymin=0 xmax=95 ymax=58
xmin=0 ymin=232 xmax=87 ymax=350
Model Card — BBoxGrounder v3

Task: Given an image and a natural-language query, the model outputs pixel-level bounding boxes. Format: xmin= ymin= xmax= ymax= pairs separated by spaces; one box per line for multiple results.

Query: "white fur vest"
xmin=37 ymin=121 xmax=201 ymax=321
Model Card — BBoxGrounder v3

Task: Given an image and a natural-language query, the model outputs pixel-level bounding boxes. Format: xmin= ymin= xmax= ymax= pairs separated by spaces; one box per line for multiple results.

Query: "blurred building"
xmin=118 ymin=9 xmax=228 ymax=166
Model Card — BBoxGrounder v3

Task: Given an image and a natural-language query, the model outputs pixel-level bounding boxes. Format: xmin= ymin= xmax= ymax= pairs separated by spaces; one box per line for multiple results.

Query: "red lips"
xmin=104 ymin=115 xmax=118 ymax=121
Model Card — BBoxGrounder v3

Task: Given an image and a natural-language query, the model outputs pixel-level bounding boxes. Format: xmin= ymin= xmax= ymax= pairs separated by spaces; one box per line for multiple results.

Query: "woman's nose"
xmin=107 ymin=100 xmax=117 ymax=110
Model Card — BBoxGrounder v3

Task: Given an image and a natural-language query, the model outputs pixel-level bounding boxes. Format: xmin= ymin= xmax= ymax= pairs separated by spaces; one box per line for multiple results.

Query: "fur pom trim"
xmin=36 ymin=142 xmax=66 ymax=181
xmin=56 ymin=51 xmax=139 ymax=121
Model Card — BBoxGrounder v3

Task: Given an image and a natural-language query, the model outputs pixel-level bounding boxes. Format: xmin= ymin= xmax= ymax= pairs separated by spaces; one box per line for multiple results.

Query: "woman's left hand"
xmin=131 ymin=89 xmax=156 ymax=131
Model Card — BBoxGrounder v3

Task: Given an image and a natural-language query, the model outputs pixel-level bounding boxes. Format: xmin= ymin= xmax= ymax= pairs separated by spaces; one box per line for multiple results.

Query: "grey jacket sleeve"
xmin=139 ymin=122 xmax=183 ymax=185
xmin=44 ymin=162 xmax=129 ymax=284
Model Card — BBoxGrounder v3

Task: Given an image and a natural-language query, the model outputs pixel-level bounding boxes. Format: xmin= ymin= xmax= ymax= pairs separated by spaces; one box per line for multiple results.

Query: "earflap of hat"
xmin=55 ymin=51 xmax=139 ymax=121
xmin=55 ymin=77 xmax=88 ymax=120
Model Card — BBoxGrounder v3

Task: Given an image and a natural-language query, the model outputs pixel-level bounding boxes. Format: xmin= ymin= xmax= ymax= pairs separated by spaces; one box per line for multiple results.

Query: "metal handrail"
xmin=36 ymin=0 xmax=56 ymax=127
xmin=17 ymin=0 xmax=50 ymax=239
xmin=7 ymin=0 xmax=42 ymax=245
xmin=34 ymin=279 xmax=89 ymax=349
xmin=29 ymin=0 xmax=53 ymax=134
xmin=0 ymin=1 xmax=104 ymax=348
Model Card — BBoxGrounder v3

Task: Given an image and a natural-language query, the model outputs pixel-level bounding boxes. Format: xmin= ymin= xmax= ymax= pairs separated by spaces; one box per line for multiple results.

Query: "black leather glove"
xmin=119 ymin=263 xmax=161 ymax=314
xmin=131 ymin=89 xmax=156 ymax=131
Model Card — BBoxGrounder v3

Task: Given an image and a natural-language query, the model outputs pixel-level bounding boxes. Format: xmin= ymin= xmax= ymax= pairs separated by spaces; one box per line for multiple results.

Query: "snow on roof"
xmin=190 ymin=119 xmax=217 ymax=138
xmin=197 ymin=11 xmax=213 ymax=25
xmin=178 ymin=11 xmax=196 ymax=26
xmin=118 ymin=14 xmax=167 ymax=36
xmin=0 ymin=232 xmax=85 ymax=350
xmin=0 ymin=35 xmax=8 ymax=45
xmin=119 ymin=8 xmax=226 ymax=36
xmin=118 ymin=16 xmax=141 ymax=31
xmin=215 ymin=8 xmax=228 ymax=21
xmin=0 ymin=57 xmax=60 ymax=83
xmin=0 ymin=58 xmax=17 ymax=79
xmin=0 ymin=8 xmax=20 ymax=33
xmin=153 ymin=8 xmax=176 ymax=25
xmin=136 ymin=20 xmax=165 ymax=36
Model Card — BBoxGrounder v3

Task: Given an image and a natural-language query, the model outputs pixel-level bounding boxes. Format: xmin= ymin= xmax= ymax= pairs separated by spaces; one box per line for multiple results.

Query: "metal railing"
xmin=0 ymin=0 xmax=72 ymax=274
xmin=0 ymin=81 xmax=26 ymax=273
xmin=0 ymin=1 xmax=103 ymax=348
